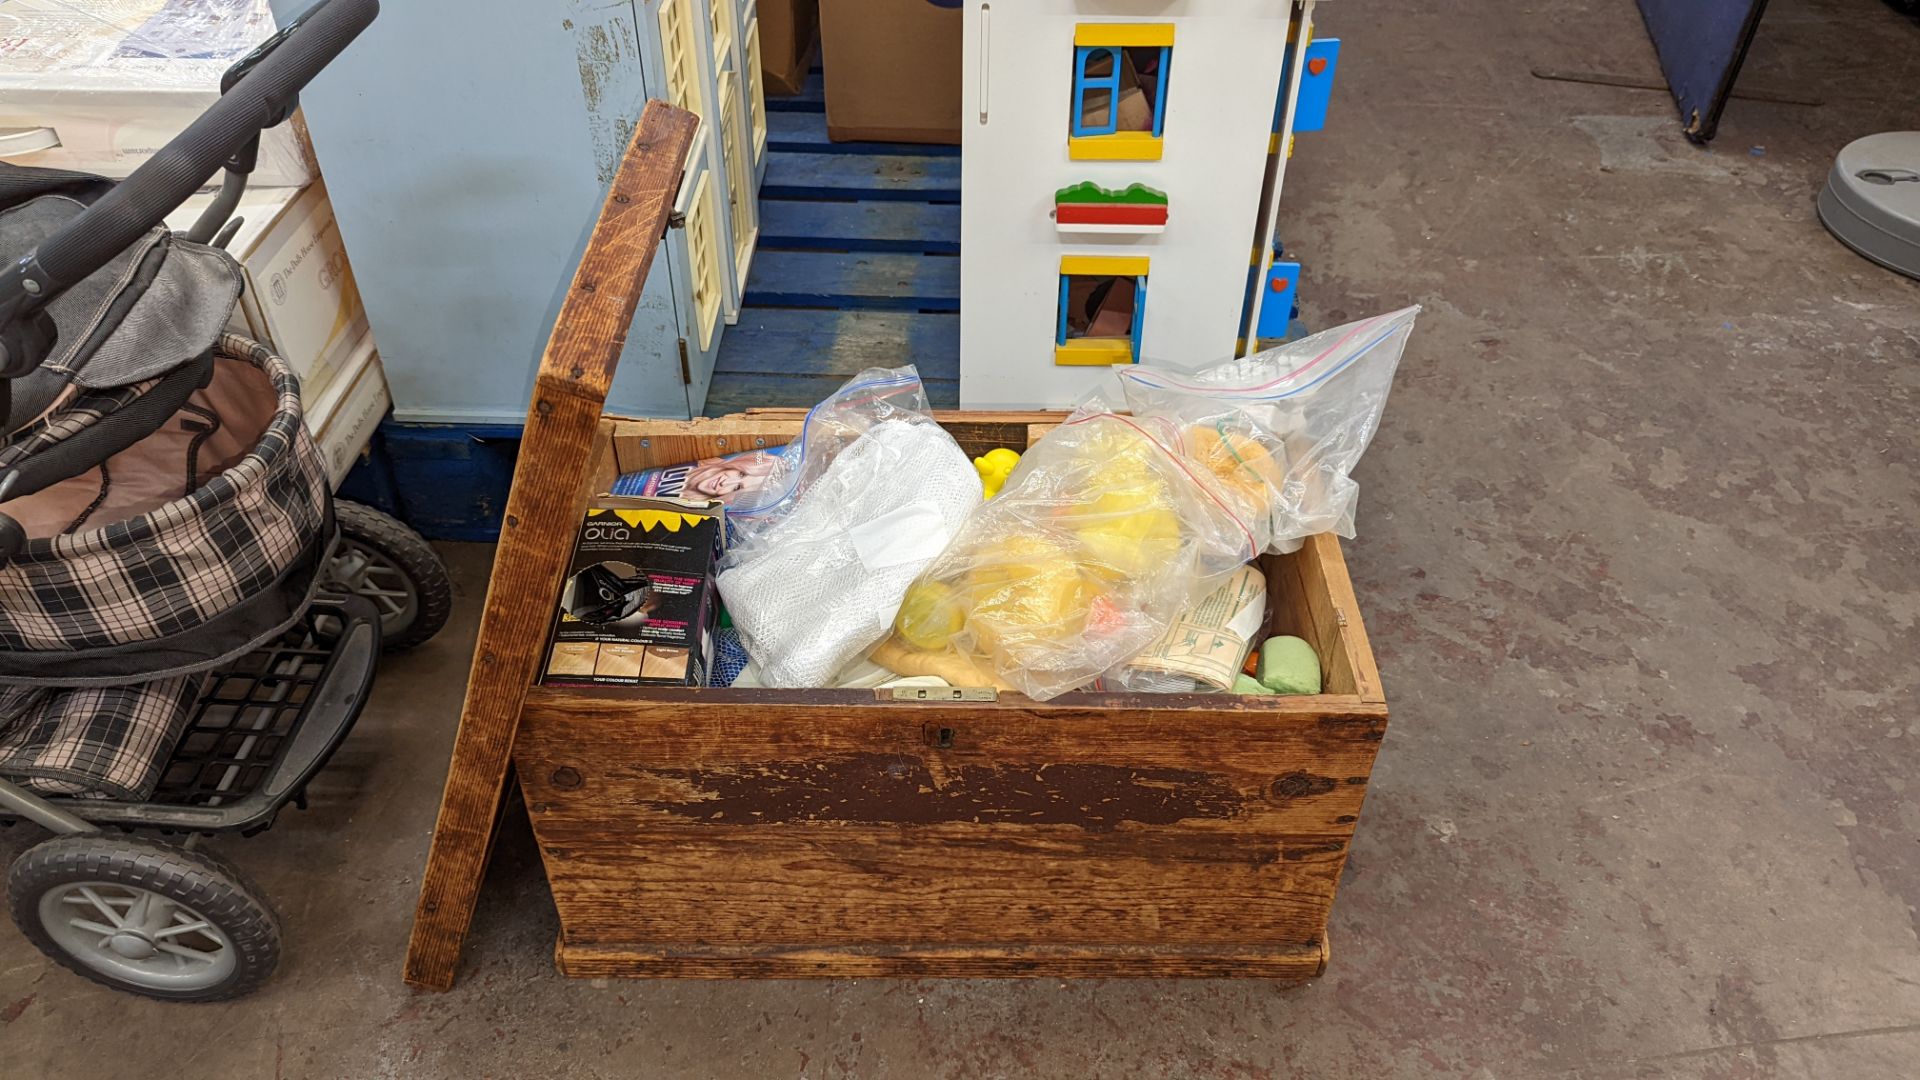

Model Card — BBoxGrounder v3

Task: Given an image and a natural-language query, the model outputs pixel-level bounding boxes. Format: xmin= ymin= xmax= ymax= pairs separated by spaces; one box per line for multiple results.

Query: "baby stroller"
xmin=0 ymin=0 xmax=443 ymax=1001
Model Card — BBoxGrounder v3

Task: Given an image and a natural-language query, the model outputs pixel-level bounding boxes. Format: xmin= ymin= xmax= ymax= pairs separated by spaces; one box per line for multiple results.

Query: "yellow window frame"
xmin=1075 ymin=24 xmax=1175 ymax=48
xmin=1069 ymin=23 xmax=1173 ymax=162
xmin=1056 ymin=255 xmax=1149 ymax=367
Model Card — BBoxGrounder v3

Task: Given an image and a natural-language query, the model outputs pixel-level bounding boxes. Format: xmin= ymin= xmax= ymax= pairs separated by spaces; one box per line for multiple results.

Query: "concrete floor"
xmin=7 ymin=0 xmax=1920 ymax=1076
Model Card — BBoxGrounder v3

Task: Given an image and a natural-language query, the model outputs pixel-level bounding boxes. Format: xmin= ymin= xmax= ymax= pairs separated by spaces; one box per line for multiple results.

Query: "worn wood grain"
xmin=536 ymin=827 xmax=1349 ymax=947
xmin=1270 ymin=534 xmax=1385 ymax=703
xmin=600 ymin=412 xmax=1070 ymax=471
xmin=514 ymin=683 xmax=1385 ymax=961
xmin=401 ymin=102 xmax=699 ymax=992
xmin=517 ymin=690 xmax=1385 ymax=832
xmin=557 ymin=939 xmax=1327 ymax=980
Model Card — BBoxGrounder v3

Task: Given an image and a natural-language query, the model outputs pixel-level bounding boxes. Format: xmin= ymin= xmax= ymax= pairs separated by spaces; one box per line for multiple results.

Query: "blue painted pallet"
xmin=715 ymin=308 xmax=959 ymax=380
xmin=763 ymin=152 xmax=960 ymax=203
xmin=767 ymin=110 xmax=961 ymax=157
xmin=708 ymin=63 xmax=962 ymax=414
xmin=705 ymin=369 xmax=959 ymax=416
xmin=758 ymin=200 xmax=960 ymax=254
xmin=742 ymin=250 xmax=959 ymax=312
xmin=339 ymin=423 xmax=522 ymax=543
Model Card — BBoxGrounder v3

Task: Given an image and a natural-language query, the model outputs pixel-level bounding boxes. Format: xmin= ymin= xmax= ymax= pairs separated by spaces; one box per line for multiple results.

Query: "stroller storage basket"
xmin=0 ymin=335 xmax=332 ymax=686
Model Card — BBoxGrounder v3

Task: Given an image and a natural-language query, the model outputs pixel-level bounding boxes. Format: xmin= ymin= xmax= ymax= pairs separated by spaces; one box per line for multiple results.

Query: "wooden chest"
xmin=401 ymin=105 xmax=1389 ymax=988
xmin=510 ymin=410 xmax=1389 ymax=979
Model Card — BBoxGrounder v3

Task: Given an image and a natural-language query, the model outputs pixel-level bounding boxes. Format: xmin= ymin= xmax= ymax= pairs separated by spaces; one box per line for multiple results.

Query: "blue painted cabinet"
xmin=273 ymin=0 xmax=758 ymax=423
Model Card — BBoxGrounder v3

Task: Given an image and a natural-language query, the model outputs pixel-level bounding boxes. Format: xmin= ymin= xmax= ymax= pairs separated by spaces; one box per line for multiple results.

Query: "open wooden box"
xmin=403 ymin=105 xmax=1388 ymax=988
xmin=511 ymin=411 xmax=1389 ymax=979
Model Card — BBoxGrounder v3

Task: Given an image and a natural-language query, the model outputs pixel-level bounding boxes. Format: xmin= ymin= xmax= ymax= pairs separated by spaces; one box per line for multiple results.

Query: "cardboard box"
xmin=757 ymin=0 xmax=820 ymax=97
xmin=541 ymin=501 xmax=725 ymax=688
xmin=305 ymin=331 xmax=391 ymax=487
xmin=0 ymin=0 xmax=313 ymax=187
xmin=818 ymin=0 xmax=961 ymax=145
xmin=164 ymin=179 xmax=370 ymax=404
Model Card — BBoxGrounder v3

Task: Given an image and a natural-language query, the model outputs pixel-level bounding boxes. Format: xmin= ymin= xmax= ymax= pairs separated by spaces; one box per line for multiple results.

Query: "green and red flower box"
xmin=1055 ymin=181 xmax=1169 ymax=234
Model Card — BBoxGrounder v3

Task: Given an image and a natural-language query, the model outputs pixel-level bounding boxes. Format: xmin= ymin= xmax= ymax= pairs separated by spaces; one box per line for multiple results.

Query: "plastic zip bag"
xmin=891 ymin=403 xmax=1261 ymax=701
xmin=889 ymin=307 xmax=1418 ymax=700
xmin=722 ymin=366 xmax=930 ymax=546
xmin=716 ymin=366 xmax=982 ymax=687
xmin=1117 ymin=306 xmax=1420 ymax=551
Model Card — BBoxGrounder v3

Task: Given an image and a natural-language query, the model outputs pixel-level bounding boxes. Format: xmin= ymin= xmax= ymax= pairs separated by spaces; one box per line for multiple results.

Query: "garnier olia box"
xmin=541 ymin=498 xmax=723 ymax=687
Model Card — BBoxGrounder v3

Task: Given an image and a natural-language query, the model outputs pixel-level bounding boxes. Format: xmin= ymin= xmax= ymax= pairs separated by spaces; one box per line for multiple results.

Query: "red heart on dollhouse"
xmin=1308 ymin=58 xmax=1328 ymax=76
xmin=1270 ymin=277 xmax=1291 ymax=292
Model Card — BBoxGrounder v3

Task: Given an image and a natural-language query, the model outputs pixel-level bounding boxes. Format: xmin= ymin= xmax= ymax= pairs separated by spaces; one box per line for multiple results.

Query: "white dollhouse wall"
xmin=959 ymin=0 xmax=1310 ymax=409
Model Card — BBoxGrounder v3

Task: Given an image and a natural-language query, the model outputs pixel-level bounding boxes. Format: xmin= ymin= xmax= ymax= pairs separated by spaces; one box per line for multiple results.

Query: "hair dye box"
xmin=541 ymin=498 xmax=724 ymax=688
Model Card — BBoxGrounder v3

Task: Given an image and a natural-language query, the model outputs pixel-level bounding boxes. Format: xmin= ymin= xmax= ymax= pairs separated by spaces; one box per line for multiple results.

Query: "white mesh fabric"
xmin=717 ymin=420 xmax=982 ymax=687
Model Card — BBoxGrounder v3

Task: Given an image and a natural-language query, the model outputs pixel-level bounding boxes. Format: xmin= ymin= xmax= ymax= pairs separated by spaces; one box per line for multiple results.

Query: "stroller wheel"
xmin=325 ymin=500 xmax=453 ymax=651
xmin=8 ymin=835 xmax=281 ymax=1002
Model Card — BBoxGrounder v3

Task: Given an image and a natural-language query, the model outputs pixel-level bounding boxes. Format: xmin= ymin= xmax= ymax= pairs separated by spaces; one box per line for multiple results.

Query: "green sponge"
xmin=1257 ymin=636 xmax=1321 ymax=695
xmin=1232 ymin=674 xmax=1275 ymax=696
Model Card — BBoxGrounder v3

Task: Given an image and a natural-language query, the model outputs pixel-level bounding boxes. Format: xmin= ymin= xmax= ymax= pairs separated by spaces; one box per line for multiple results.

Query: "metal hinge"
xmin=887 ymin=686 xmax=997 ymax=702
xmin=677 ymin=338 xmax=691 ymax=384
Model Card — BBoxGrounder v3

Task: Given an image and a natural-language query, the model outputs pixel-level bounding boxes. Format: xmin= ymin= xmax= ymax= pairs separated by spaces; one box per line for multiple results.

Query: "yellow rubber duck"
xmin=973 ymin=448 xmax=1021 ymax=499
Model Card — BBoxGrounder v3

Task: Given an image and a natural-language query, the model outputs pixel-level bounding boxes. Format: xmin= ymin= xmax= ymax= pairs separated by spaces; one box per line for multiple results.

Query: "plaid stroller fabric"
xmin=0 ymin=335 xmax=330 ymax=674
xmin=0 ymin=675 xmax=202 ymax=799
xmin=0 ymin=377 xmax=165 ymax=475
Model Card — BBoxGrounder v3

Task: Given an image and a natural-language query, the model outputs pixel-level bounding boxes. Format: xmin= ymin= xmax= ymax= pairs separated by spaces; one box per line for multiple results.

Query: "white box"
xmin=304 ymin=331 xmax=389 ymax=487
xmin=0 ymin=0 xmax=313 ymax=187
xmin=164 ymin=178 xmax=370 ymax=404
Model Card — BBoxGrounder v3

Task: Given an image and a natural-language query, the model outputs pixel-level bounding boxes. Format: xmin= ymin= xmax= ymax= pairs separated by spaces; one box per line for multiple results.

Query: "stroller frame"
xmin=0 ymin=0 xmax=438 ymax=1001
xmin=0 ymin=593 xmax=378 ymax=837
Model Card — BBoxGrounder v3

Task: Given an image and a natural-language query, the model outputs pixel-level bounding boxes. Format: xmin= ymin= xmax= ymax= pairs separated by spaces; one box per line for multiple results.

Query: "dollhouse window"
xmin=1056 ymin=256 xmax=1148 ymax=366
xmin=1068 ymin=25 xmax=1173 ymax=161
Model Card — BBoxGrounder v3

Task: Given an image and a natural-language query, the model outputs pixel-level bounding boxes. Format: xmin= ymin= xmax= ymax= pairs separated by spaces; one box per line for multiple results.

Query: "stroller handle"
xmin=3 ymin=0 xmax=378 ymax=311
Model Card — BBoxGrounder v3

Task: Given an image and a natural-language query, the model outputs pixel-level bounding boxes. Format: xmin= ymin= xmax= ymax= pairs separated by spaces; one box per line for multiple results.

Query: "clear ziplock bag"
xmin=722 ymin=367 xmax=934 ymax=546
xmin=1117 ymin=306 xmax=1420 ymax=551
xmin=887 ymin=307 xmax=1419 ymax=700
xmin=717 ymin=367 xmax=982 ymax=687
xmin=889 ymin=405 xmax=1262 ymax=701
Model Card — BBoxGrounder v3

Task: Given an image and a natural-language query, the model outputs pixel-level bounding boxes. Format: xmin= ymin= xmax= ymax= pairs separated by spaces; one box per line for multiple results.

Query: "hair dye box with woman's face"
xmin=607 ymin=445 xmax=786 ymax=509
xmin=541 ymin=498 xmax=724 ymax=688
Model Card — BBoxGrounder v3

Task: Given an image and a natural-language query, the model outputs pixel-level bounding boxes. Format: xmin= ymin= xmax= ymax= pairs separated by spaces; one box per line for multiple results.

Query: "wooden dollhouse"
xmin=959 ymin=0 xmax=1340 ymax=409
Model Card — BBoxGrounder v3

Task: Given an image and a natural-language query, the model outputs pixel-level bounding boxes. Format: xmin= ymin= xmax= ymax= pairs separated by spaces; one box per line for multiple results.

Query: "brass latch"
xmin=885 ymin=686 xmax=998 ymax=702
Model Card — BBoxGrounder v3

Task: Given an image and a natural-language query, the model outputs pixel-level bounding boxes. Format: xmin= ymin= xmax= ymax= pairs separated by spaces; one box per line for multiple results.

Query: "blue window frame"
xmin=1057 ymin=275 xmax=1073 ymax=344
xmin=1071 ymin=46 xmax=1171 ymax=138
xmin=1130 ymin=275 xmax=1148 ymax=357
xmin=1057 ymin=272 xmax=1148 ymax=363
